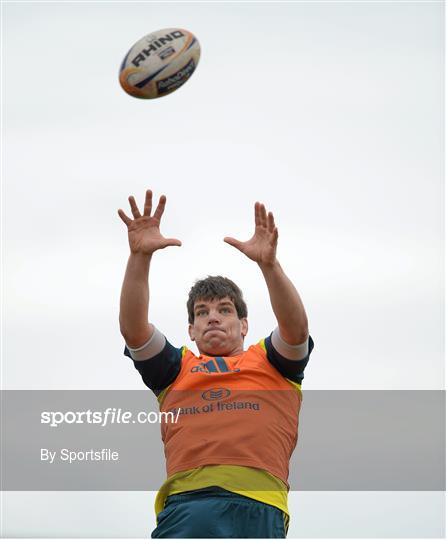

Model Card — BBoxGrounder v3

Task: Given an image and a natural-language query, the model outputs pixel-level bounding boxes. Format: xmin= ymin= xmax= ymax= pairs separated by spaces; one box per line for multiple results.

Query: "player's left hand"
xmin=224 ymin=202 xmax=278 ymax=267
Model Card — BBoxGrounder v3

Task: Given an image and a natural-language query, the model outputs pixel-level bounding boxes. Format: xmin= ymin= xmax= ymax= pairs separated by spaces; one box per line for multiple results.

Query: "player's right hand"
xmin=118 ymin=189 xmax=182 ymax=255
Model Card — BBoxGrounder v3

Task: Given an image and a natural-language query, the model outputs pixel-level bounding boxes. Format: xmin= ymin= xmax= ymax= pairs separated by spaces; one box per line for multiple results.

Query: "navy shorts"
xmin=151 ymin=488 xmax=287 ymax=538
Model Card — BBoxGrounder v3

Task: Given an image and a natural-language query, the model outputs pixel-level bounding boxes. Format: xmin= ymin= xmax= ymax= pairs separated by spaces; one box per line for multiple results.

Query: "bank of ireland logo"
xmin=201 ymin=388 xmax=231 ymax=401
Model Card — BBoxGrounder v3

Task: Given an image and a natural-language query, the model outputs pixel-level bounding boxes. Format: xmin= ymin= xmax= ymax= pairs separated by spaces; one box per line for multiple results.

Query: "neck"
xmin=200 ymin=344 xmax=244 ymax=357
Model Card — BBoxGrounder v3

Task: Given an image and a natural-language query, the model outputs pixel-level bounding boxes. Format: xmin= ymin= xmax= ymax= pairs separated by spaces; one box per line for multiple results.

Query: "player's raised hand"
xmin=224 ymin=202 xmax=278 ymax=267
xmin=118 ymin=190 xmax=182 ymax=255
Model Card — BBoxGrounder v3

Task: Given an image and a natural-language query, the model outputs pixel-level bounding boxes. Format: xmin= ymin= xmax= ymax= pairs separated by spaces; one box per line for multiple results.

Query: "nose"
xmin=207 ymin=310 xmax=221 ymax=324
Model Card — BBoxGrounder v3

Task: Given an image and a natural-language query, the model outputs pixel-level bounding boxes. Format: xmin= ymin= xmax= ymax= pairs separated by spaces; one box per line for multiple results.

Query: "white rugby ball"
xmin=119 ymin=28 xmax=201 ymax=99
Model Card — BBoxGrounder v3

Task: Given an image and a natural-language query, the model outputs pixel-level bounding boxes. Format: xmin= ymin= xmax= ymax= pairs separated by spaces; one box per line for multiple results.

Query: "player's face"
xmin=188 ymin=297 xmax=248 ymax=357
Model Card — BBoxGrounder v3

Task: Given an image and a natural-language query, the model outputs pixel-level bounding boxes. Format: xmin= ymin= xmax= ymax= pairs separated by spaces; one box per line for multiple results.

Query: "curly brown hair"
xmin=187 ymin=276 xmax=248 ymax=324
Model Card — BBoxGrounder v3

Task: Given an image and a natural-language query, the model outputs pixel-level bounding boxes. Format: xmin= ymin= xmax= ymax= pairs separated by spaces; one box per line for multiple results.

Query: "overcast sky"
xmin=2 ymin=1 xmax=444 ymax=537
xmin=3 ymin=0 xmax=444 ymax=391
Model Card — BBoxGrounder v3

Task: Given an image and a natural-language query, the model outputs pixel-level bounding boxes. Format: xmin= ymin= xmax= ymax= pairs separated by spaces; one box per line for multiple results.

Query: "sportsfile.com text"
xmin=40 ymin=408 xmax=181 ymax=427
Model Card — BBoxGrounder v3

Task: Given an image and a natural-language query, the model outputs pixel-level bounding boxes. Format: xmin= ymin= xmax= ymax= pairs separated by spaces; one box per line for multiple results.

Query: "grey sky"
xmin=3 ymin=0 xmax=444 ymax=391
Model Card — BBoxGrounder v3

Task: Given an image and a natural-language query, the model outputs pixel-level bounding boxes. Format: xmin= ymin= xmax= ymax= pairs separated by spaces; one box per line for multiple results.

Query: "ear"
xmin=188 ymin=324 xmax=196 ymax=341
xmin=241 ymin=318 xmax=248 ymax=338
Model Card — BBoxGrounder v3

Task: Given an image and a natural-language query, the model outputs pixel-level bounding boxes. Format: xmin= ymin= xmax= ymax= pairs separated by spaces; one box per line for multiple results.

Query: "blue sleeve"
xmin=264 ymin=335 xmax=314 ymax=384
xmin=124 ymin=340 xmax=183 ymax=396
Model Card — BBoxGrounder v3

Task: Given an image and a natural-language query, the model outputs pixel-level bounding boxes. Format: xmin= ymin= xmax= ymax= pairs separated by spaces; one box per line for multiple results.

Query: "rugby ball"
xmin=119 ymin=28 xmax=201 ymax=99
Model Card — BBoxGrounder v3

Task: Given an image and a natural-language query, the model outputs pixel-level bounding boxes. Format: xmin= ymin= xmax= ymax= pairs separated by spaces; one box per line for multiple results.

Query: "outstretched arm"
xmin=118 ymin=190 xmax=181 ymax=348
xmin=224 ymin=202 xmax=308 ymax=345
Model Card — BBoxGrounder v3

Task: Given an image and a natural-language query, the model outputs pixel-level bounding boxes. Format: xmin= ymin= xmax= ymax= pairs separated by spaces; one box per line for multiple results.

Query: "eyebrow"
xmin=194 ymin=301 xmax=234 ymax=311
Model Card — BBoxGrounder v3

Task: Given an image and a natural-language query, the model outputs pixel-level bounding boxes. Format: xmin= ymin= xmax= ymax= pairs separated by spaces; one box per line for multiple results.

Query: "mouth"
xmin=205 ymin=328 xmax=225 ymax=334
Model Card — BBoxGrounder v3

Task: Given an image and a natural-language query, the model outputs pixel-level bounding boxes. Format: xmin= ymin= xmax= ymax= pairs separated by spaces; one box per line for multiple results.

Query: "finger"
xmin=224 ymin=237 xmax=244 ymax=251
xmin=161 ymin=238 xmax=182 ymax=248
xmin=259 ymin=203 xmax=267 ymax=227
xmin=273 ymin=227 xmax=279 ymax=243
xmin=128 ymin=196 xmax=142 ymax=219
xmin=153 ymin=195 xmax=167 ymax=221
xmin=267 ymin=211 xmax=275 ymax=233
xmin=143 ymin=189 xmax=153 ymax=217
xmin=117 ymin=209 xmax=132 ymax=226
xmin=254 ymin=202 xmax=261 ymax=227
